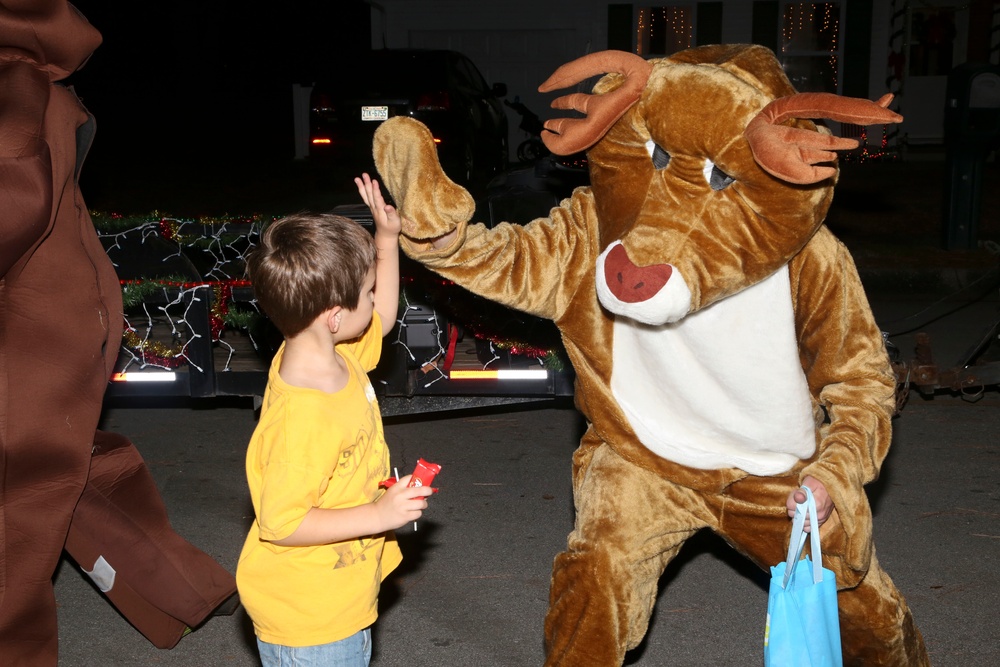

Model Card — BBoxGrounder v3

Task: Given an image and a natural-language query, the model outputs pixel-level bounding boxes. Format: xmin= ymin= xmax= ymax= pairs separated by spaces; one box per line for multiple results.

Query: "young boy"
xmin=237 ymin=174 xmax=434 ymax=666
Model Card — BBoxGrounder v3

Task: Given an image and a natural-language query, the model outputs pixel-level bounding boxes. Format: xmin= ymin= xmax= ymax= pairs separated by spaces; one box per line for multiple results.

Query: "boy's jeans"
xmin=257 ymin=628 xmax=371 ymax=667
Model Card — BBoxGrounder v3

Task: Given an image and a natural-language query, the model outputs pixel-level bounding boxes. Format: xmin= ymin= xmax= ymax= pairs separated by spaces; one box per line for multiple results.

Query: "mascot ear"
xmin=744 ymin=93 xmax=902 ymax=184
xmin=537 ymin=50 xmax=652 ymax=155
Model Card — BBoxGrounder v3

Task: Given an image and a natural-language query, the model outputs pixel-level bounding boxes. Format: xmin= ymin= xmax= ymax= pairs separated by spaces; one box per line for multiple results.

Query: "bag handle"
xmin=782 ymin=486 xmax=824 ymax=588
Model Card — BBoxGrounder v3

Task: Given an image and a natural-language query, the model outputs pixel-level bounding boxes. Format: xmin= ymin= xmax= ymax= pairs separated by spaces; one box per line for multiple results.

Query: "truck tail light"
xmin=417 ymin=91 xmax=451 ymax=111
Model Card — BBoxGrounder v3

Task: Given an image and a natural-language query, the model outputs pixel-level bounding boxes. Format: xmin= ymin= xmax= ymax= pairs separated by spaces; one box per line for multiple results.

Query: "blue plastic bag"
xmin=764 ymin=486 xmax=843 ymax=667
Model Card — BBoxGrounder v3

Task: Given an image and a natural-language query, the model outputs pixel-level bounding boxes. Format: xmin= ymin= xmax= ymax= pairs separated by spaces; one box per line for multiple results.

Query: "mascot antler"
xmin=744 ymin=92 xmax=902 ymax=184
xmin=537 ymin=50 xmax=653 ymax=155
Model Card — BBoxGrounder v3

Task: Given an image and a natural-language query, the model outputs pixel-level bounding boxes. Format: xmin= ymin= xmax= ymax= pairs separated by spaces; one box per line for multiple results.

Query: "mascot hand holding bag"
xmin=372 ymin=45 xmax=929 ymax=666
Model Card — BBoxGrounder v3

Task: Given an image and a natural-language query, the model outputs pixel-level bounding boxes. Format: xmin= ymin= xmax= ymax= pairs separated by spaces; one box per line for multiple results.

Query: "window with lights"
xmin=636 ymin=5 xmax=695 ymax=57
xmin=779 ymin=1 xmax=845 ymax=95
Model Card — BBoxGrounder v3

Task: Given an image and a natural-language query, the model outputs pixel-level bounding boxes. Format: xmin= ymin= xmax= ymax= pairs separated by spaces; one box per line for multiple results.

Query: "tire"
xmin=517 ymin=138 xmax=547 ymax=163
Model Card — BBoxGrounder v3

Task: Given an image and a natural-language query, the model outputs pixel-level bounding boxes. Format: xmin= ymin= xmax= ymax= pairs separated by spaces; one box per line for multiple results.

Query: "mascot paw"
xmin=373 ymin=117 xmax=475 ymax=241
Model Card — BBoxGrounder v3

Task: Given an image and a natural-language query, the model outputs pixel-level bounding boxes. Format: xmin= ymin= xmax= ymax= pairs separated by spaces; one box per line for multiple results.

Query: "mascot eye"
xmin=645 ymin=139 xmax=671 ymax=170
xmin=702 ymin=159 xmax=735 ymax=191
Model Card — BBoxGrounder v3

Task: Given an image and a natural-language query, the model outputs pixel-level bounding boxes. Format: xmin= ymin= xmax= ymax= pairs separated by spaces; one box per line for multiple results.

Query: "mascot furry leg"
xmin=544 ymin=439 xmax=928 ymax=665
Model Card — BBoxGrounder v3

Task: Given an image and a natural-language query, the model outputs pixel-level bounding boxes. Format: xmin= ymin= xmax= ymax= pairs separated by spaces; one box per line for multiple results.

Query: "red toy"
xmin=380 ymin=458 xmax=441 ymax=489
xmin=408 ymin=458 xmax=441 ymax=487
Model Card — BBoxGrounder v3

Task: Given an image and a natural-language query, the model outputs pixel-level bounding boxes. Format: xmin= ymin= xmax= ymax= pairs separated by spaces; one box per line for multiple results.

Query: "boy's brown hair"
xmin=247 ymin=213 xmax=377 ymax=337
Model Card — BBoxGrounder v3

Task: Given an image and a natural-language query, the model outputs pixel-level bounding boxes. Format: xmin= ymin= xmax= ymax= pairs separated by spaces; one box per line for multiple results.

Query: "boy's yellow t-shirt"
xmin=237 ymin=314 xmax=403 ymax=647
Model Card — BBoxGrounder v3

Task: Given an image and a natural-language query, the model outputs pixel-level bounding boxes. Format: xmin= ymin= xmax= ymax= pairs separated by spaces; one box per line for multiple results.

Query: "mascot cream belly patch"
xmin=373 ymin=45 xmax=929 ymax=666
xmin=611 ymin=266 xmax=817 ymax=475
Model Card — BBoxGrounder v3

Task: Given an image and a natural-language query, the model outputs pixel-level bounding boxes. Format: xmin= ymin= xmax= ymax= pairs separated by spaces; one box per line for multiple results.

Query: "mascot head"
xmin=538 ymin=45 xmax=900 ymax=325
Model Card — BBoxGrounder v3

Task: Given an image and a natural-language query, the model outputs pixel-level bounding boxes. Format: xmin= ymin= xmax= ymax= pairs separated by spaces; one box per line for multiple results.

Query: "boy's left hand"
xmin=786 ymin=475 xmax=833 ymax=533
xmin=355 ymin=173 xmax=402 ymax=238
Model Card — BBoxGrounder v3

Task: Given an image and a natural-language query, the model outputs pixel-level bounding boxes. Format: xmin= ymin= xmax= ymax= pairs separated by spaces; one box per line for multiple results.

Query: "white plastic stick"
xmin=394 ymin=467 xmax=416 ymax=530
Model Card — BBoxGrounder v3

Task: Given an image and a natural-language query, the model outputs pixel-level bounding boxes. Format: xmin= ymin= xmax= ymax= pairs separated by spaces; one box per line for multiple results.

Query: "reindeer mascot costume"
xmin=372 ymin=46 xmax=929 ymax=665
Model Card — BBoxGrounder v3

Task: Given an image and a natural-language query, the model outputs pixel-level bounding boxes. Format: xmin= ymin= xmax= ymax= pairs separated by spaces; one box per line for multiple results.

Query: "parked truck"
xmin=99 ymin=157 xmax=585 ymax=415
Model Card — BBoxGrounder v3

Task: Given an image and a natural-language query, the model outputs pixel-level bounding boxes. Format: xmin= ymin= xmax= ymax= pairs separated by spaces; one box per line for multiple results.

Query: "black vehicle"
xmin=309 ymin=49 xmax=509 ymax=192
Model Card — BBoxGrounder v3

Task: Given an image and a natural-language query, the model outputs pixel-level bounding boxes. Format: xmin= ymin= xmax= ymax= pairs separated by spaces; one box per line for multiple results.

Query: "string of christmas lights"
xmin=636 ymin=6 xmax=692 ymax=57
xmin=840 ymin=123 xmax=900 ymax=163
xmin=93 ymin=212 xmax=567 ymax=374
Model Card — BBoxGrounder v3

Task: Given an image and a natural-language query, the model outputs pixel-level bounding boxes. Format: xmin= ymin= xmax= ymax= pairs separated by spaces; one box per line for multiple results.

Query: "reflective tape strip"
xmin=111 ymin=372 xmax=178 ymax=383
xmin=449 ymin=369 xmax=548 ymax=380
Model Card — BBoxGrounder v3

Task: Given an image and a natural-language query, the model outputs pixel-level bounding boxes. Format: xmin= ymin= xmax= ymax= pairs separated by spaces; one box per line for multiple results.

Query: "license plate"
xmin=361 ymin=105 xmax=388 ymax=121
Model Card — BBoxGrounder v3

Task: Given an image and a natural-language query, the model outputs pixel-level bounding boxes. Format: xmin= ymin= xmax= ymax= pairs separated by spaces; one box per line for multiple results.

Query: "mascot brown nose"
xmin=603 ymin=243 xmax=673 ymax=303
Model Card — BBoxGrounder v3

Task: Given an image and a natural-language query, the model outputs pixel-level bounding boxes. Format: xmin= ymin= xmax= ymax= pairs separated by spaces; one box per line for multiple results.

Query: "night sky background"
xmin=67 ymin=1 xmax=372 ymax=214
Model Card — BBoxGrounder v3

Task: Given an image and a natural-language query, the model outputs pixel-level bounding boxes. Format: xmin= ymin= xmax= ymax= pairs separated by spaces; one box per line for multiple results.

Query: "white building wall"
xmin=369 ymin=1 xmax=954 ymax=149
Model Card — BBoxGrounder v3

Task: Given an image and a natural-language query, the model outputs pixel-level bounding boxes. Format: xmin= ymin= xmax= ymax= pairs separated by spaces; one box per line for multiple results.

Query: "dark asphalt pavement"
xmin=52 ymin=271 xmax=1000 ymax=666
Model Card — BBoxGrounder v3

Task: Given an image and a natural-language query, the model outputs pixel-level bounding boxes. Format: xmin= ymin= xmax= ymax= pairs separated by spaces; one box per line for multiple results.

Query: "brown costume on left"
xmin=0 ymin=2 xmax=235 ymax=663
xmin=374 ymin=45 xmax=929 ymax=665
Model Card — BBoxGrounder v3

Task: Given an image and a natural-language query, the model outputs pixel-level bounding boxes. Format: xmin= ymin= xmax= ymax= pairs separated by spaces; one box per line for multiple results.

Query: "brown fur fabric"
xmin=375 ymin=45 xmax=928 ymax=666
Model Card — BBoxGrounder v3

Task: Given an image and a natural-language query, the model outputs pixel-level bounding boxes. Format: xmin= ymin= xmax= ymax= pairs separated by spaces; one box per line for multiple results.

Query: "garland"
xmin=118 ymin=277 xmax=261 ymax=366
xmin=95 ymin=211 xmax=567 ymax=370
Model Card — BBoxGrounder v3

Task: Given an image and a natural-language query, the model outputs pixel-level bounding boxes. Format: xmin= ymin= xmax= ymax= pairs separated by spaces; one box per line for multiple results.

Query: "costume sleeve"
xmin=399 ymin=188 xmax=598 ymax=322
xmin=789 ymin=227 xmax=896 ymax=573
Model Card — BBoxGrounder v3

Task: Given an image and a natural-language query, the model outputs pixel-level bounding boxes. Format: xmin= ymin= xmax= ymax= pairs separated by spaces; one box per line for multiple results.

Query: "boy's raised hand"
xmin=357 ymin=172 xmax=403 ymax=331
xmin=355 ymin=173 xmax=402 ymax=238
